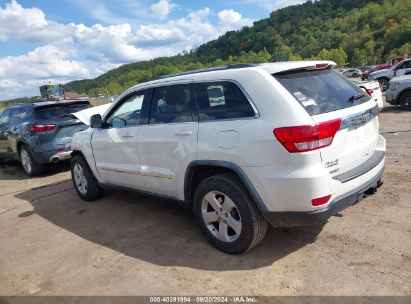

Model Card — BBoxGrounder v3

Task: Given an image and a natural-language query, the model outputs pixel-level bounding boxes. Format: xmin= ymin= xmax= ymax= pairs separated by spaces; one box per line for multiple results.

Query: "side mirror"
xmin=90 ymin=114 xmax=102 ymax=128
xmin=405 ymin=71 xmax=411 ymax=76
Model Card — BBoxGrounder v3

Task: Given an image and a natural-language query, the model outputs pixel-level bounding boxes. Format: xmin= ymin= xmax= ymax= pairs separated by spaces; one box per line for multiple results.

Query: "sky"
xmin=0 ymin=0 xmax=307 ymax=100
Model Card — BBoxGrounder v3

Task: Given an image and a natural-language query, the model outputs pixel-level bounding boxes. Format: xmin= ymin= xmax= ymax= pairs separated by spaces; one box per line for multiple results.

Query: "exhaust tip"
xmin=51 ymin=157 xmax=60 ymax=163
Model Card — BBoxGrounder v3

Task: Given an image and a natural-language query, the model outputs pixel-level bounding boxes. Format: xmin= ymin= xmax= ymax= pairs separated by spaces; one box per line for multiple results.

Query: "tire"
xmin=399 ymin=91 xmax=411 ymax=111
xmin=19 ymin=145 xmax=43 ymax=176
xmin=377 ymin=78 xmax=389 ymax=91
xmin=71 ymin=154 xmax=104 ymax=201
xmin=193 ymin=173 xmax=268 ymax=254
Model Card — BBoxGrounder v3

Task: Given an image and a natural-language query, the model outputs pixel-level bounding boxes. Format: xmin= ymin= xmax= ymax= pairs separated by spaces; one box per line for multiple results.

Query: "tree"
xmin=63 ymin=0 xmax=410 ymax=97
xmin=351 ymin=48 xmax=368 ymax=66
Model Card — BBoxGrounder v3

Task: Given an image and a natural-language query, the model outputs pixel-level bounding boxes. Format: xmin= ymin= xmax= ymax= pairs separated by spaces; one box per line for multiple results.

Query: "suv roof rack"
xmin=154 ymin=64 xmax=258 ymax=80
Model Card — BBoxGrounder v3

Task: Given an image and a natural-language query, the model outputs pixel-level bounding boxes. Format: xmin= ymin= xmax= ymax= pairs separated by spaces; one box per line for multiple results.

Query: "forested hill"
xmin=66 ymin=0 xmax=411 ymax=97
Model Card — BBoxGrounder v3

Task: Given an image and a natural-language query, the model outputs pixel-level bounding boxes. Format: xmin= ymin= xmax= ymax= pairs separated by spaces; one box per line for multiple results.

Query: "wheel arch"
xmin=184 ymin=160 xmax=268 ymax=212
xmin=16 ymin=140 xmax=26 ymax=151
xmin=397 ymin=88 xmax=411 ymax=104
xmin=71 ymin=149 xmax=84 ymax=158
xmin=376 ymin=76 xmax=390 ymax=80
xmin=16 ymin=140 xmax=29 ymax=156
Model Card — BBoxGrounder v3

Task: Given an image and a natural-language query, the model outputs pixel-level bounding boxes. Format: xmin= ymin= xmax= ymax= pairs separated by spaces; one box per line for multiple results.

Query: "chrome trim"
xmin=103 ymin=80 xmax=195 ymax=122
xmin=49 ymin=150 xmax=72 ymax=162
xmin=98 ymin=166 xmax=138 ymax=175
xmin=104 ymin=78 xmax=260 ymax=126
xmin=340 ymin=105 xmax=379 ymax=130
xmin=97 ymin=166 xmax=173 ymax=179
xmin=138 ymin=171 xmax=174 ymax=179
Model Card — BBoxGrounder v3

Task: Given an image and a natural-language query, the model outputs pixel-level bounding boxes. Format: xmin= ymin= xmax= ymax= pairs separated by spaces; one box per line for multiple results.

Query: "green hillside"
xmin=63 ymin=0 xmax=409 ymax=97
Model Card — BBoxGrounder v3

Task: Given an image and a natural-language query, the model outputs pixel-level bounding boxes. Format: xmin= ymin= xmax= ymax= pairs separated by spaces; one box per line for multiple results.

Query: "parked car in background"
xmin=0 ymin=100 xmax=91 ymax=176
xmin=389 ymin=55 xmax=408 ymax=65
xmin=385 ymin=75 xmax=411 ymax=110
xmin=361 ymin=64 xmax=392 ymax=80
xmin=369 ymin=59 xmax=411 ymax=91
xmin=341 ymin=68 xmax=362 ymax=78
xmin=70 ymin=61 xmax=385 ymax=253
xmin=352 ymin=79 xmax=383 ymax=109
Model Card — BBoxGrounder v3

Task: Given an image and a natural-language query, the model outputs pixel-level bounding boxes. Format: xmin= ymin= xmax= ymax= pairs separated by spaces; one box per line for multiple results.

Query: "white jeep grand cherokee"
xmin=70 ymin=61 xmax=385 ymax=253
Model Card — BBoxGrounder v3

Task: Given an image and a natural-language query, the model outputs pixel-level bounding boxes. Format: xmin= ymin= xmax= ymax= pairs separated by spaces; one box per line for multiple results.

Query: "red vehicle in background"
xmin=361 ymin=56 xmax=409 ymax=80
xmin=390 ymin=55 xmax=407 ymax=65
xmin=362 ymin=63 xmax=392 ymax=80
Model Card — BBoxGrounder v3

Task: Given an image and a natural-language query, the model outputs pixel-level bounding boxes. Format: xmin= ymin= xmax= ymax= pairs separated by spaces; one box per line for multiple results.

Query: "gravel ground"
xmin=0 ymin=101 xmax=410 ymax=296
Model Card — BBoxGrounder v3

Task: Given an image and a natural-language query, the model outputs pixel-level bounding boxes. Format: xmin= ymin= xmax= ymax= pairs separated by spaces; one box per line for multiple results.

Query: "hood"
xmin=369 ymin=68 xmax=390 ymax=77
xmin=72 ymin=103 xmax=111 ymax=125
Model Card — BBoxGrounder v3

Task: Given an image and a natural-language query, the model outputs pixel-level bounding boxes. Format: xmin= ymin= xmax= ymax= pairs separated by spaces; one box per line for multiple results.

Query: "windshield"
xmin=35 ymin=103 xmax=91 ymax=120
xmin=274 ymin=69 xmax=370 ymax=115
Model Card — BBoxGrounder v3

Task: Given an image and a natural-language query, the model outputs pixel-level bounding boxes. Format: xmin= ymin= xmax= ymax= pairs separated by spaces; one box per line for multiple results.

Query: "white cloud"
xmin=217 ymin=9 xmax=254 ymax=31
xmin=242 ymin=0 xmax=307 ymax=11
xmin=0 ymin=45 xmax=92 ymax=97
xmin=0 ymin=1 xmax=254 ymax=100
xmin=150 ymin=0 xmax=175 ymax=20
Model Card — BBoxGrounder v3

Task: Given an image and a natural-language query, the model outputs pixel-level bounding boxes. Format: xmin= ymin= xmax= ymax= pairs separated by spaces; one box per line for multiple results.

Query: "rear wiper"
xmin=59 ymin=113 xmax=75 ymax=118
xmin=348 ymin=93 xmax=366 ymax=102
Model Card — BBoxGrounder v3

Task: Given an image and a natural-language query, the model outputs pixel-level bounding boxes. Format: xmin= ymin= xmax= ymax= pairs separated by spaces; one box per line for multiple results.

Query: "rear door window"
xmin=274 ymin=69 xmax=371 ymax=115
xmin=35 ymin=103 xmax=91 ymax=120
xmin=149 ymin=84 xmax=195 ymax=124
xmin=10 ymin=108 xmax=30 ymax=124
xmin=195 ymin=81 xmax=255 ymax=121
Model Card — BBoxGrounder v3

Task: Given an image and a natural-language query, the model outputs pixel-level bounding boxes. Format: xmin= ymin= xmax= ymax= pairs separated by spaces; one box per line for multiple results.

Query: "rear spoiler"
xmin=273 ymin=63 xmax=336 ymax=76
xmin=34 ymin=100 xmax=91 ymax=110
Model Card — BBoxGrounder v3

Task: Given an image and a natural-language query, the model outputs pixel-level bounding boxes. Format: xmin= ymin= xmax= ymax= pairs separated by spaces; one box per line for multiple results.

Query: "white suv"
xmin=70 ymin=61 xmax=386 ymax=253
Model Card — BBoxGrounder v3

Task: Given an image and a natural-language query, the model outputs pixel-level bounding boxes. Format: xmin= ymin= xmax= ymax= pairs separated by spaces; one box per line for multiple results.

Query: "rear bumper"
xmin=32 ymin=149 xmax=72 ymax=164
xmin=262 ymin=164 xmax=384 ymax=227
xmin=49 ymin=150 xmax=72 ymax=163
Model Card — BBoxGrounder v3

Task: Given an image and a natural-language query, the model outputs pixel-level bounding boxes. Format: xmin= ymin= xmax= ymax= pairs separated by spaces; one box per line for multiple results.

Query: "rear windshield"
xmin=35 ymin=103 xmax=91 ymax=120
xmin=274 ymin=69 xmax=370 ymax=115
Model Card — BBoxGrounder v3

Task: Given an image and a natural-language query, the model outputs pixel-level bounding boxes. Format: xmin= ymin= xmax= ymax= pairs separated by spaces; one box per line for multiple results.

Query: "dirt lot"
xmin=0 ymin=101 xmax=410 ymax=296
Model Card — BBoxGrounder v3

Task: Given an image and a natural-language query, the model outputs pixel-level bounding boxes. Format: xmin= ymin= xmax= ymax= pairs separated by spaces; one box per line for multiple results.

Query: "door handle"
xmin=175 ymin=130 xmax=193 ymax=136
xmin=121 ymin=133 xmax=134 ymax=138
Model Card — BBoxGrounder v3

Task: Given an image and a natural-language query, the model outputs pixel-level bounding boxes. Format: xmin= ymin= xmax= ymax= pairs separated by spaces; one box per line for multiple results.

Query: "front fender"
xmin=71 ymin=128 xmax=101 ymax=181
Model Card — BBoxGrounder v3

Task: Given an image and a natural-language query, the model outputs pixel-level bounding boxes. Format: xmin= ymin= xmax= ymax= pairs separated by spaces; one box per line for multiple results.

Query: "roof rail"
xmin=154 ymin=64 xmax=257 ymax=80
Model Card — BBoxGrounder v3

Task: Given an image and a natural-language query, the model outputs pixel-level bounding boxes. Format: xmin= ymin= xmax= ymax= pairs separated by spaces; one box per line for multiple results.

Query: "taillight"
xmin=366 ymin=88 xmax=374 ymax=95
xmin=315 ymin=63 xmax=329 ymax=69
xmin=273 ymin=119 xmax=341 ymax=153
xmin=28 ymin=124 xmax=56 ymax=133
xmin=311 ymin=195 xmax=331 ymax=206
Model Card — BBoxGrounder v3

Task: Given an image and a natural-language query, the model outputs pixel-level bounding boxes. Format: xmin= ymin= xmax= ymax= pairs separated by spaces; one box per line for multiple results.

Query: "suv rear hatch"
xmin=33 ymin=101 xmax=91 ymax=149
xmin=274 ymin=67 xmax=381 ymax=179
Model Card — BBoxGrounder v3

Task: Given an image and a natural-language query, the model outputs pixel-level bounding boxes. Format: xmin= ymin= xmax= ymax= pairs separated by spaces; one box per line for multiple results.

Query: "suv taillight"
xmin=366 ymin=88 xmax=374 ymax=95
xmin=28 ymin=124 xmax=56 ymax=133
xmin=273 ymin=119 xmax=341 ymax=153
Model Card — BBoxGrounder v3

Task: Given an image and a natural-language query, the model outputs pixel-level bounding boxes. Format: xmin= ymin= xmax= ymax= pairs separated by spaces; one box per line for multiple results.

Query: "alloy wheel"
xmin=402 ymin=94 xmax=411 ymax=110
xmin=201 ymin=191 xmax=242 ymax=242
xmin=20 ymin=149 xmax=32 ymax=174
xmin=73 ymin=163 xmax=88 ymax=195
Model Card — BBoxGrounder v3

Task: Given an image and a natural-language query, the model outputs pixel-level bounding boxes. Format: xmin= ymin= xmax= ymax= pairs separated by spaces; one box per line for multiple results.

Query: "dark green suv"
xmin=0 ymin=100 xmax=90 ymax=176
